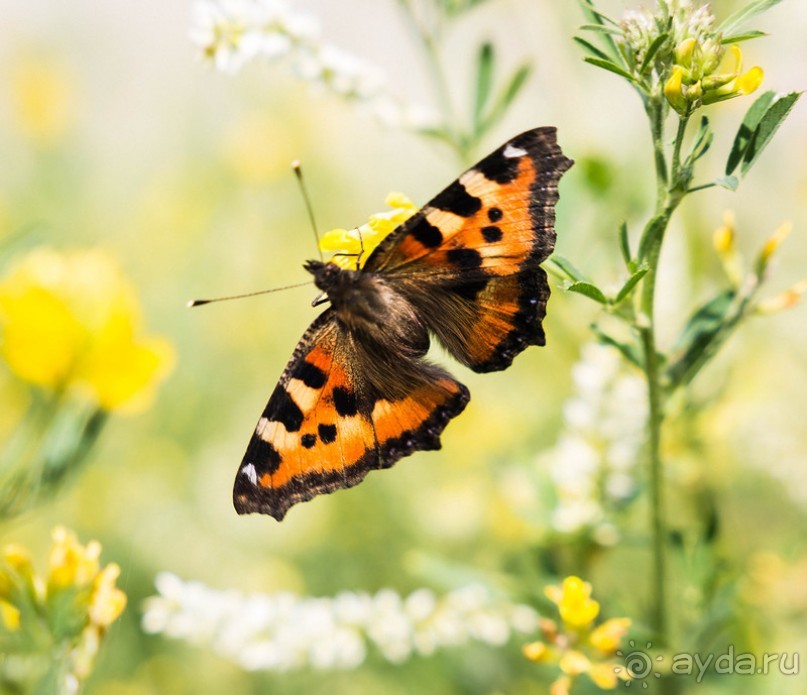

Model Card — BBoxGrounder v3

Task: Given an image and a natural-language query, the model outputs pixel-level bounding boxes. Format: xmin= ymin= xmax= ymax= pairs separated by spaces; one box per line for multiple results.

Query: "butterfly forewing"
xmin=364 ymin=127 xmax=573 ymax=372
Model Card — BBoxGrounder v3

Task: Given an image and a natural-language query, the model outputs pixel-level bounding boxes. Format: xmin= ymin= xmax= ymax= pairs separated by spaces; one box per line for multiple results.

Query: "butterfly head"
xmin=304 ymin=259 xmax=344 ymax=293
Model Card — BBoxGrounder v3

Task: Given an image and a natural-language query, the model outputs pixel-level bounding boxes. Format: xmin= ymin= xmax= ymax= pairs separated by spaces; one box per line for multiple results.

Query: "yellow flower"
xmin=47 ymin=527 xmax=101 ymax=592
xmin=589 ymin=662 xmax=630 ymax=689
xmin=713 ymin=211 xmax=743 ymax=287
xmin=10 ymin=57 xmax=75 ymax=146
xmin=89 ymin=563 xmax=127 ymax=627
xmin=756 ymin=278 xmax=807 ymax=314
xmin=319 ymin=192 xmax=417 ymax=269
xmin=559 ymin=650 xmax=591 ymax=676
xmin=0 ymin=599 xmax=20 ymax=630
xmin=522 ymin=640 xmax=550 ymax=662
xmin=664 ymin=66 xmax=689 ymax=114
xmin=0 ymin=248 xmax=173 ymax=412
xmin=665 ymin=41 xmax=763 ymax=113
xmin=589 ymin=618 xmax=631 ymax=654
xmin=0 ymin=528 xmax=126 ymax=689
xmin=550 ymin=675 xmax=572 ymax=695
xmin=545 ymin=576 xmax=600 ymax=628
xmin=526 ymin=576 xmax=632 ymax=692
xmin=759 ymin=221 xmax=792 ymax=266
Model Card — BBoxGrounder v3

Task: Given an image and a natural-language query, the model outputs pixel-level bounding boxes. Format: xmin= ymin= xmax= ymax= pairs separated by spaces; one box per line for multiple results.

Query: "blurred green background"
xmin=1 ymin=1 xmax=806 ymax=693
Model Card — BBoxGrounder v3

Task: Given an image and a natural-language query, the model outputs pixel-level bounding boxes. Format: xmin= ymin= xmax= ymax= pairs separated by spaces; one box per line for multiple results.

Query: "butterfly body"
xmin=234 ymin=128 xmax=573 ymax=520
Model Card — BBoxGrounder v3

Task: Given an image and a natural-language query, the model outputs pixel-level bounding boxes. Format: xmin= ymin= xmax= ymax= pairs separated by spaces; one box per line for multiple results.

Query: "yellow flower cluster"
xmin=0 ymin=247 xmax=173 ymax=412
xmin=665 ymin=40 xmax=763 ymax=115
xmin=710 ymin=211 xmax=806 ymax=315
xmin=1 ymin=528 xmax=126 ymax=687
xmin=319 ymin=192 xmax=417 ymax=269
xmin=523 ymin=576 xmax=631 ymax=693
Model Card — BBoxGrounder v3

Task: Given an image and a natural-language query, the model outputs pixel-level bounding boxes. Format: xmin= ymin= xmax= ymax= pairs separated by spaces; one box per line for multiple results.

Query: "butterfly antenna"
xmin=292 ymin=160 xmax=323 ymax=262
xmin=187 ymin=281 xmax=313 ymax=308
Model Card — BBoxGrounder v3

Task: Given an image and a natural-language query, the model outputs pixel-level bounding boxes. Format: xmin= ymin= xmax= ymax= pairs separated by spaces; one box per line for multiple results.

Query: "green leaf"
xmin=579 ymin=23 xmax=623 ymax=36
xmin=637 ymin=213 xmax=667 ymax=263
xmin=583 ymin=57 xmax=637 ymax=83
xmin=577 ymin=0 xmax=619 ymax=26
xmin=740 ymin=91 xmax=802 ymax=175
xmin=573 ymin=36 xmax=612 ymax=62
xmin=716 ymin=0 xmax=784 ymax=36
xmin=564 ymin=281 xmax=608 ymax=304
xmin=725 ymin=90 xmax=775 ymax=174
xmin=618 ymin=220 xmax=632 ymax=268
xmin=548 ymin=254 xmax=590 ymax=282
xmin=591 ymin=325 xmax=644 ymax=368
xmin=577 ymin=0 xmax=621 ymax=59
xmin=715 ymin=176 xmax=739 ymax=191
xmin=480 ymin=63 xmax=531 ymax=134
xmin=639 ymin=32 xmax=669 ymax=75
xmin=614 ymin=266 xmax=649 ymax=304
xmin=690 ymin=116 xmax=712 ymax=162
xmin=721 ymin=30 xmax=767 ymax=43
xmin=473 ymin=43 xmax=494 ymax=134
xmin=668 ymin=290 xmax=736 ymax=386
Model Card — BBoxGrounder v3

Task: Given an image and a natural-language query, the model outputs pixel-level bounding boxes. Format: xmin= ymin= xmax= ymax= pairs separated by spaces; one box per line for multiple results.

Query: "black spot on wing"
xmin=476 ymin=147 xmax=521 ymax=184
xmin=292 ymin=360 xmax=327 ymax=388
xmin=450 ymin=276 xmax=489 ymax=301
xmin=431 ymin=180 xmax=482 ymax=217
xmin=263 ymin=385 xmax=304 ymax=432
xmin=301 ymin=433 xmax=317 ymax=448
xmin=332 ymin=387 xmax=359 ymax=417
xmin=409 ymin=216 xmax=443 ymax=248
xmin=245 ymin=436 xmax=282 ymax=475
xmin=487 ymin=207 xmax=503 ymax=222
xmin=318 ymin=423 xmax=337 ymax=444
xmin=446 ymin=247 xmax=483 ymax=270
xmin=482 ymin=225 xmax=503 ymax=243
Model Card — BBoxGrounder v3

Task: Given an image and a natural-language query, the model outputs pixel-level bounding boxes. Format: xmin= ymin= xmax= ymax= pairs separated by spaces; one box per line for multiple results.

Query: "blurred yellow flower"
xmin=759 ymin=221 xmax=792 ymax=267
xmin=89 ymin=563 xmax=127 ymax=627
xmin=10 ymin=57 xmax=75 ymax=145
xmin=0 ymin=247 xmax=173 ymax=412
xmin=1 ymin=528 xmax=126 ymax=689
xmin=319 ymin=192 xmax=417 ymax=269
xmin=589 ymin=617 xmax=631 ymax=654
xmin=545 ymin=575 xmax=600 ymax=628
xmin=48 ymin=526 xmax=102 ymax=591
xmin=713 ymin=211 xmax=743 ymax=287
xmin=526 ymin=576 xmax=631 ymax=692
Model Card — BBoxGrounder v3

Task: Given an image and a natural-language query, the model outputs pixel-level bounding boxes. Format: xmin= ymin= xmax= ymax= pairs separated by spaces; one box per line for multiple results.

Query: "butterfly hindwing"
xmin=233 ymin=311 xmax=469 ymax=521
xmin=364 ymin=127 xmax=572 ymax=372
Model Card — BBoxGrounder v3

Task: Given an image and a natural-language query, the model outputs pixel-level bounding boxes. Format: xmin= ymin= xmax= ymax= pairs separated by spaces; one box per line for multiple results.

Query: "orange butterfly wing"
xmin=364 ymin=127 xmax=572 ymax=372
xmin=233 ymin=311 xmax=469 ymax=521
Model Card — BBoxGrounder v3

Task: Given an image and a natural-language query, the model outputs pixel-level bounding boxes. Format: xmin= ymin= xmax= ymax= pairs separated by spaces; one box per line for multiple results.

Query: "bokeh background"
xmin=1 ymin=1 xmax=806 ymax=693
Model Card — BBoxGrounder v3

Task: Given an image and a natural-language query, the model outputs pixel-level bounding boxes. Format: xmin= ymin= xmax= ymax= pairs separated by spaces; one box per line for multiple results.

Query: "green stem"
xmin=637 ymin=99 xmax=688 ymax=665
xmin=395 ymin=0 xmax=471 ymax=162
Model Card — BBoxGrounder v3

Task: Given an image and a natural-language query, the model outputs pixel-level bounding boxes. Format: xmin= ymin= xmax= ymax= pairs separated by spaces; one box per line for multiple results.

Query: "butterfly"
xmin=233 ymin=127 xmax=572 ymax=520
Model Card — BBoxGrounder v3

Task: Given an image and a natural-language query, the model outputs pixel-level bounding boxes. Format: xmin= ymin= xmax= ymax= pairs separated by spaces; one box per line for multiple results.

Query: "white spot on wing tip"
xmin=241 ymin=463 xmax=258 ymax=485
xmin=503 ymin=143 xmax=527 ymax=159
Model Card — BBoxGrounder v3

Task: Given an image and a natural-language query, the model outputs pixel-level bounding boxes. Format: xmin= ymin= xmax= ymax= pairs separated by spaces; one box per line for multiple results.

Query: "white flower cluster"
xmin=190 ymin=0 xmax=438 ymax=129
xmin=142 ymin=573 xmax=538 ymax=671
xmin=540 ymin=343 xmax=647 ymax=538
xmin=619 ymin=0 xmax=716 ymax=67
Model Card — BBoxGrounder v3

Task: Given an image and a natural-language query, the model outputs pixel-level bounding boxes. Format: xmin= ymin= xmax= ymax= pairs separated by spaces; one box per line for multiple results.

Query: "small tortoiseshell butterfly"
xmin=234 ymin=127 xmax=572 ymax=520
